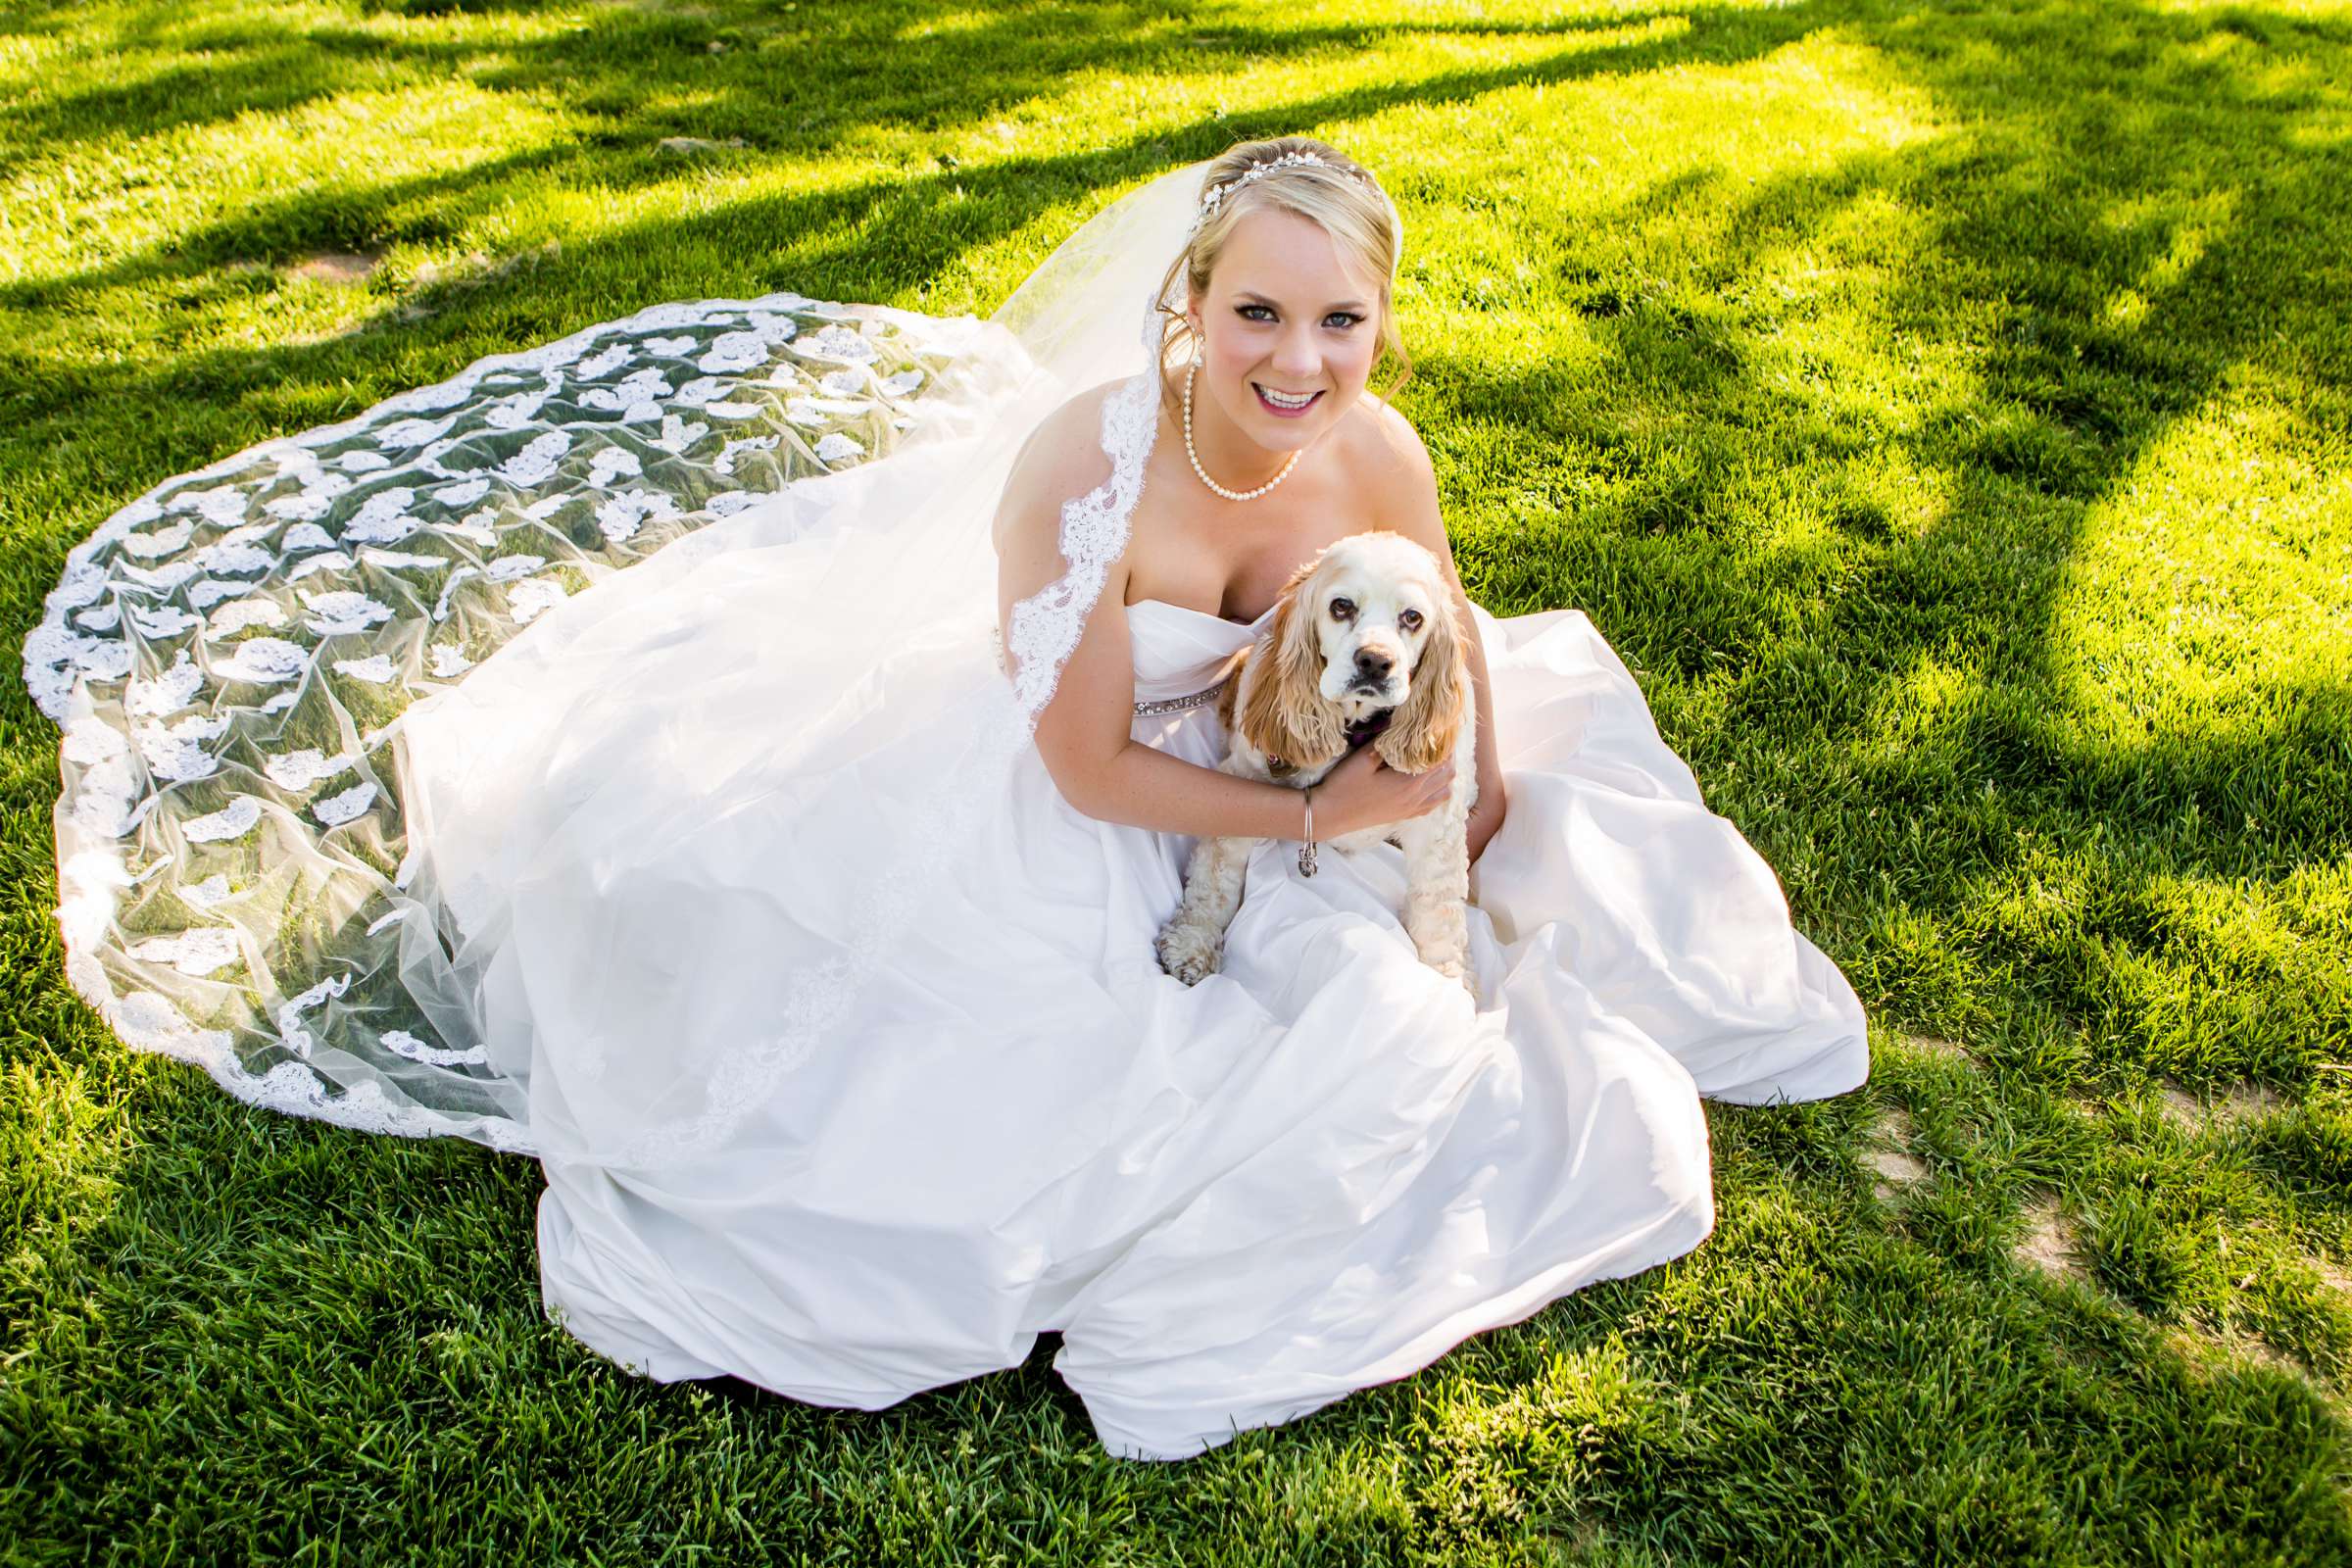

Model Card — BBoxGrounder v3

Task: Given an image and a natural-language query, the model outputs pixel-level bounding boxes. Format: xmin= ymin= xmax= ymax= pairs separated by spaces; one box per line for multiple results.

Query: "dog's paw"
xmin=1423 ymin=951 xmax=1478 ymax=1005
xmin=1155 ymin=919 xmax=1223 ymax=985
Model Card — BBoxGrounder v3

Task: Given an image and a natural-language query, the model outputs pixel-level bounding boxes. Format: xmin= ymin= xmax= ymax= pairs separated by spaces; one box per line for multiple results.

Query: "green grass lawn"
xmin=5 ymin=0 xmax=2350 ymax=1559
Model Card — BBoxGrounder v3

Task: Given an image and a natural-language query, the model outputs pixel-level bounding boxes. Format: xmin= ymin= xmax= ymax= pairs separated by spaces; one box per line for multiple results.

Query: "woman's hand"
xmin=1306 ymin=744 xmax=1455 ymax=839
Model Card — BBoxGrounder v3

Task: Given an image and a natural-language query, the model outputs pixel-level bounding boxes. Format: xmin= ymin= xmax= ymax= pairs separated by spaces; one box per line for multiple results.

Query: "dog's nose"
xmin=1353 ymin=648 xmax=1395 ymax=681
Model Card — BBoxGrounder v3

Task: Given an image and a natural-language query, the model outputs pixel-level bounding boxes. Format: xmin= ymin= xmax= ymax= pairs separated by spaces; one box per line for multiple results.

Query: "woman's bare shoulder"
xmin=1030 ymin=377 xmax=1135 ymax=461
xmin=1348 ymin=390 xmax=1426 ymax=461
xmin=1338 ymin=392 xmax=1434 ymax=499
xmin=1002 ymin=375 xmax=1129 ymax=493
xmin=994 ymin=378 xmax=1140 ymax=549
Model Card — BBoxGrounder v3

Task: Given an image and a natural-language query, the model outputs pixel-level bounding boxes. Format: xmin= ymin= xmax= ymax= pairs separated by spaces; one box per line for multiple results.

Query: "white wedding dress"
xmin=455 ymin=581 xmax=1865 ymax=1458
xmin=24 ymin=160 xmax=1867 ymax=1460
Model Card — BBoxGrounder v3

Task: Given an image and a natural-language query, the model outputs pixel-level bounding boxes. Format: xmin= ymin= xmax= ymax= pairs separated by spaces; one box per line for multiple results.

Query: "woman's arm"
xmin=1366 ymin=403 xmax=1509 ymax=864
xmin=993 ymin=391 xmax=1318 ymax=842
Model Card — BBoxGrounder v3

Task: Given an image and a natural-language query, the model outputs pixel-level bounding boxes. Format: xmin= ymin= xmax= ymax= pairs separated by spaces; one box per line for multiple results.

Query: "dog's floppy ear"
xmin=1213 ymin=645 xmax=1249 ymax=732
xmin=1238 ymin=556 xmax=1347 ymax=768
xmin=1377 ymin=580 xmax=1468 ymax=774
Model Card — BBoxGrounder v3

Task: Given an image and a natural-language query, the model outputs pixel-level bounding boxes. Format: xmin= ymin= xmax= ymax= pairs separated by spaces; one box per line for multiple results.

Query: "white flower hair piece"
xmin=1184 ymin=150 xmax=1382 ymax=239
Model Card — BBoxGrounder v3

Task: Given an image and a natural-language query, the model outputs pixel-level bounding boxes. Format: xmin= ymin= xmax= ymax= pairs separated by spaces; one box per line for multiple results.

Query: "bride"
xmin=26 ymin=136 xmax=1869 ymax=1460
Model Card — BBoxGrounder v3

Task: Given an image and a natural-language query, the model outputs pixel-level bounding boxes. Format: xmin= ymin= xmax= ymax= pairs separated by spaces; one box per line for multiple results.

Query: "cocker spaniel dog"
xmin=1154 ymin=530 xmax=1480 ymax=998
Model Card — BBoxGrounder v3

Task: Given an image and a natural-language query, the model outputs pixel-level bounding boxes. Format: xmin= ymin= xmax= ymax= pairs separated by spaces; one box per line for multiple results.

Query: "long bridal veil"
xmin=26 ymin=159 xmax=1214 ymax=1160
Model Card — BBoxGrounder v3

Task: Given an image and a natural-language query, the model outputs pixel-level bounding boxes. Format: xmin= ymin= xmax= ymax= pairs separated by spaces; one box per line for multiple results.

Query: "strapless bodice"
xmin=1125 ymin=597 xmax=1274 ymax=708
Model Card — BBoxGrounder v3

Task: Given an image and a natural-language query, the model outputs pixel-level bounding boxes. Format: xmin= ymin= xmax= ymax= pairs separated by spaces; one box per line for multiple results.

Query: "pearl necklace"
xmin=1184 ymin=358 xmax=1302 ymax=502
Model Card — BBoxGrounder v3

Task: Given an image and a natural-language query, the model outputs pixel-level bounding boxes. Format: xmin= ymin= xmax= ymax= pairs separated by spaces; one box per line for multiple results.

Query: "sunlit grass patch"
xmin=4 ymin=0 xmax=2351 ymax=1558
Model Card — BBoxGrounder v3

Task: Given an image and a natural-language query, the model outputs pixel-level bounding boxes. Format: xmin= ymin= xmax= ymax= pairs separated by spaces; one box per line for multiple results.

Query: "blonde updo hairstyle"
xmin=1152 ymin=135 xmax=1412 ymax=424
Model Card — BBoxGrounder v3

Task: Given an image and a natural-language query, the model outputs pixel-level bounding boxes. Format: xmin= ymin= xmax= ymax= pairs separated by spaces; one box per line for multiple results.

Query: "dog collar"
xmin=1344 ymin=709 xmax=1395 ymax=751
xmin=1267 ymin=709 xmax=1394 ymax=775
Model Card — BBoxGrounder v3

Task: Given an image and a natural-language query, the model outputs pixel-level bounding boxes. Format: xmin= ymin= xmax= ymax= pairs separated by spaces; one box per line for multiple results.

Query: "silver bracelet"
xmin=1298 ymin=786 xmax=1318 ymax=877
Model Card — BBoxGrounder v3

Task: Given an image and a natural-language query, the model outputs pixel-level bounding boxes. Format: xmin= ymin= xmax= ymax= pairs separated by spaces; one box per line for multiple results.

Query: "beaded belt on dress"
xmin=1132 ymin=679 xmax=1226 ymax=716
xmin=988 ymin=629 xmax=1224 ymax=716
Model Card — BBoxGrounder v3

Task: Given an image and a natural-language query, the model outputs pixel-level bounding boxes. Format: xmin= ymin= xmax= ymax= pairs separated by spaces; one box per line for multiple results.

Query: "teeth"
xmin=1257 ymin=385 xmax=1316 ymax=409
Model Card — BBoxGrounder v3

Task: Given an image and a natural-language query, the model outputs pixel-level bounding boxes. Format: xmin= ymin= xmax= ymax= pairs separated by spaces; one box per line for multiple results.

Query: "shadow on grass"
xmin=1415 ymin=0 xmax=2351 ymax=1098
xmin=6 ymin=0 xmax=2351 ymax=1557
xmin=0 ymin=1 xmax=1827 ymax=565
xmin=0 ymin=5 xmax=1826 ymax=306
xmin=2 ymin=0 xmax=1795 ymax=162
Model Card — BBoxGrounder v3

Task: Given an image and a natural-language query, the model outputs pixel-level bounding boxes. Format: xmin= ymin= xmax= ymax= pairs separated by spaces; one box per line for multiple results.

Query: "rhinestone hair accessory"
xmin=1185 ymin=150 xmax=1381 ymax=238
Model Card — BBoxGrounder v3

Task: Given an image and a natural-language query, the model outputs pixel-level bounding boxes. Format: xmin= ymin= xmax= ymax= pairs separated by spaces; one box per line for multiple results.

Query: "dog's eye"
xmin=1328 ymin=598 xmax=1353 ymax=620
xmin=1399 ymin=609 xmax=1423 ymax=632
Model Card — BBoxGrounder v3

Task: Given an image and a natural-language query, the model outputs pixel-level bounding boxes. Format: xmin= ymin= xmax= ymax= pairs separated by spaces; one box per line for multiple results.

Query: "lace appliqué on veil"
xmin=1002 ymin=370 xmax=1158 ymax=722
xmin=26 ymin=294 xmax=979 ymax=1156
xmin=30 ymin=155 xmax=1205 ymax=1163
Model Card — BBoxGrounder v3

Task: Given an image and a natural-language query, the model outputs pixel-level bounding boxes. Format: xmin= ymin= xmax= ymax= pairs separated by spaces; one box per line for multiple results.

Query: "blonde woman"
xmin=28 ymin=137 xmax=1868 ymax=1462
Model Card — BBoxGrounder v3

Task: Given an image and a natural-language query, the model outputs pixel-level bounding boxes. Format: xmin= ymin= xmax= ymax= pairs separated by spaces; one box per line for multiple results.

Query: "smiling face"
xmin=1300 ymin=533 xmax=1447 ymax=713
xmin=1185 ymin=206 xmax=1386 ymax=454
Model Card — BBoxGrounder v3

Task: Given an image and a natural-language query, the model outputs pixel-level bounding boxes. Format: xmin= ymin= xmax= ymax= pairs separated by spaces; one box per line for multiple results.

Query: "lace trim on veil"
xmin=1003 ymin=369 xmax=1158 ymax=719
xmin=25 ymin=157 xmax=1202 ymax=1164
xmin=28 ymin=294 xmax=978 ymax=1158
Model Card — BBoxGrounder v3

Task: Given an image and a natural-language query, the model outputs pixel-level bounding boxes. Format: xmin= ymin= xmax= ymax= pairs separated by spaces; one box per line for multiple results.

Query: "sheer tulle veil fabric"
xmin=394 ymin=160 xmax=1219 ymax=1166
xmin=24 ymin=158 xmax=1216 ymax=1162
